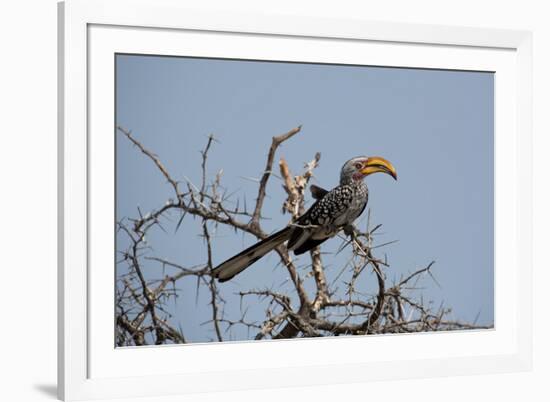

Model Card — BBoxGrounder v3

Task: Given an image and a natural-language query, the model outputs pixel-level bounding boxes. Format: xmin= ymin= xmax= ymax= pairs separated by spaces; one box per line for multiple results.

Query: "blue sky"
xmin=116 ymin=54 xmax=494 ymax=343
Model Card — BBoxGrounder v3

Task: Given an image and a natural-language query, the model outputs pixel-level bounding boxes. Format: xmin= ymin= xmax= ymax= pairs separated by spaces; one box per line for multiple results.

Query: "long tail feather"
xmin=212 ymin=227 xmax=292 ymax=282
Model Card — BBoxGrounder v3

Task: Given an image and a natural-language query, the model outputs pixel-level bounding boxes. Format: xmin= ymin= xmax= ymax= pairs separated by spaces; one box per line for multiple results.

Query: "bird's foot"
xmin=343 ymin=224 xmax=355 ymax=237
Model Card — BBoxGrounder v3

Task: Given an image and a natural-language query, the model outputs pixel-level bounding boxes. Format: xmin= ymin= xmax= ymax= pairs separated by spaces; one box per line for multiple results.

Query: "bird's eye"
xmin=354 ymin=162 xmax=363 ymax=169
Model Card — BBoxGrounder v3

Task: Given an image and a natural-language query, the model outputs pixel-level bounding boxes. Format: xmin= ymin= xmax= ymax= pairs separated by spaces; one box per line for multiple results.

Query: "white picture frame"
xmin=58 ymin=0 xmax=533 ymax=400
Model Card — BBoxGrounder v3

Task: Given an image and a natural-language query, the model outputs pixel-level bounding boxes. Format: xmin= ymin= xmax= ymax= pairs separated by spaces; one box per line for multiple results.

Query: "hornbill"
xmin=212 ymin=156 xmax=397 ymax=282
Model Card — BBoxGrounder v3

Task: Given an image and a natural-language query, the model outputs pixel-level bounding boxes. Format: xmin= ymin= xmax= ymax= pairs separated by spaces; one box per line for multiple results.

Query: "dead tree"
xmin=115 ymin=125 xmax=490 ymax=346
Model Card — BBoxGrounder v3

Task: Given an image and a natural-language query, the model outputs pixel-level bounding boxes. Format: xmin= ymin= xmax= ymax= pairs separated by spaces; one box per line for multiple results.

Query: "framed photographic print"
xmin=58 ymin=0 xmax=533 ymax=400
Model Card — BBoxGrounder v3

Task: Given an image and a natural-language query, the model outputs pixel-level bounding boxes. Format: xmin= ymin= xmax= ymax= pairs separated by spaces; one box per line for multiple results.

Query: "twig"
xmin=250 ymin=125 xmax=302 ymax=229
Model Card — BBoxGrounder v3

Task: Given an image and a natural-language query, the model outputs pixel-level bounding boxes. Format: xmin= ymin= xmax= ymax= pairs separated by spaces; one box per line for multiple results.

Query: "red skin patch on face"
xmin=352 ymin=172 xmax=364 ymax=181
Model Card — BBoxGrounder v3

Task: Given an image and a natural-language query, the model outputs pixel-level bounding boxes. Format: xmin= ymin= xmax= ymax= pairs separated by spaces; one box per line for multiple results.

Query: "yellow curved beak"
xmin=361 ymin=156 xmax=397 ymax=180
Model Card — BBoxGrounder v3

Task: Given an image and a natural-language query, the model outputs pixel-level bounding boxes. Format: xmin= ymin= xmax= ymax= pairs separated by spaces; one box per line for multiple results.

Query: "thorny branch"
xmin=115 ymin=125 xmax=491 ymax=346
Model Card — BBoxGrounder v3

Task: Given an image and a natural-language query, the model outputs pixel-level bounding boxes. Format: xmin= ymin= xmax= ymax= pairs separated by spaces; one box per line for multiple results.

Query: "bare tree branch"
xmin=251 ymin=126 xmax=302 ymax=229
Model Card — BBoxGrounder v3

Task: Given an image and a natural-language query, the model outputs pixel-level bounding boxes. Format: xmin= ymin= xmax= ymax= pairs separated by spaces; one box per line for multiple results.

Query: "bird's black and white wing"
xmin=287 ymin=184 xmax=362 ymax=254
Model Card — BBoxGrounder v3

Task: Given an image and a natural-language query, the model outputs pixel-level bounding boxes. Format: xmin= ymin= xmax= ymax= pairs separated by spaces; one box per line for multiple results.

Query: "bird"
xmin=212 ymin=156 xmax=397 ymax=282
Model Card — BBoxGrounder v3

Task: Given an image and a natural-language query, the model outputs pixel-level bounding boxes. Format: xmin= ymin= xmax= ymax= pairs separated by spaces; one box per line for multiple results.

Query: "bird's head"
xmin=340 ymin=156 xmax=397 ymax=184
